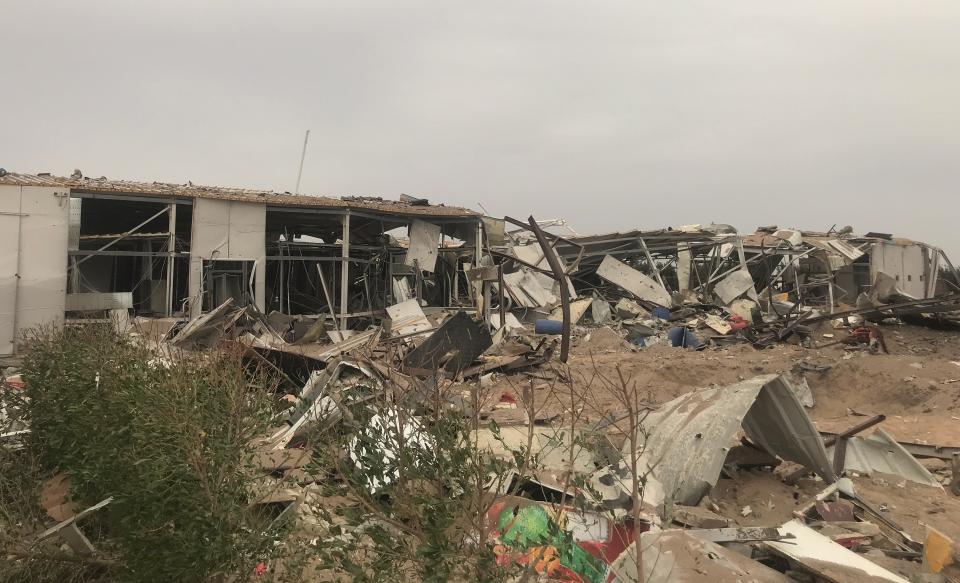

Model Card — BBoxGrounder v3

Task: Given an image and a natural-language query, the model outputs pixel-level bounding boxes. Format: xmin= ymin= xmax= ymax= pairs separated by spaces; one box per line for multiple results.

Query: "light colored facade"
xmin=0 ymin=171 xmax=482 ymax=356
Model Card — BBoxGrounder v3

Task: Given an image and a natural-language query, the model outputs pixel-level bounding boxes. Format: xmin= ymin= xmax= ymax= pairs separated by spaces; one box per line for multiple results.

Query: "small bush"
xmin=21 ymin=325 xmax=280 ymax=583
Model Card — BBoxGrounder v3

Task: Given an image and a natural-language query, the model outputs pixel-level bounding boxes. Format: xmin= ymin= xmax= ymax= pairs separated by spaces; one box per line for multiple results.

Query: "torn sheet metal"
xmin=591 ymin=298 xmax=612 ymax=324
xmin=773 ymin=229 xmax=803 ymax=247
xmin=614 ymin=298 xmax=647 ymax=319
xmin=403 ymin=219 xmax=441 ymax=272
xmin=402 ymin=311 xmax=492 ymax=375
xmin=511 ymin=243 xmax=548 ymax=269
xmin=391 ymin=276 xmax=412 ymax=303
xmin=548 ymin=297 xmax=592 ymax=324
xmin=490 ymin=312 xmax=523 ymax=333
xmin=513 ymin=241 xmax=578 ymax=298
xmin=596 ymin=255 xmax=672 ymax=307
xmin=703 ymin=314 xmax=731 ymax=335
xmin=784 ymin=372 xmax=815 ymax=407
xmin=386 ymin=299 xmax=432 ymax=336
xmin=714 ymin=268 xmax=755 ymax=304
xmin=741 ymin=374 xmax=836 ymax=482
xmin=247 ymin=326 xmax=381 ymax=363
xmin=502 ymin=270 xmax=557 ymax=308
xmin=625 ymin=377 xmax=766 ymax=508
xmin=169 ymin=297 xmax=239 ymax=348
xmin=811 ymin=239 xmax=865 ymax=263
xmin=271 ymin=358 xmax=383 ymax=448
xmin=766 ymin=519 xmax=908 ymax=583
xmin=687 ymin=526 xmax=789 ymax=544
xmin=589 ymin=374 xmax=834 ymax=513
xmin=611 ymin=529 xmax=792 ymax=583
xmin=870 ymin=271 xmax=914 ymax=304
xmin=34 ymin=496 xmax=113 ymax=557
xmin=826 ymin=428 xmax=943 ymax=488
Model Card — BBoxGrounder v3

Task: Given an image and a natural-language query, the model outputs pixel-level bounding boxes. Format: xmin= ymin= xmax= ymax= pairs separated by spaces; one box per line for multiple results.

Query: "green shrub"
xmin=22 ymin=325 xmax=279 ymax=583
xmin=290 ymin=383 xmax=514 ymax=583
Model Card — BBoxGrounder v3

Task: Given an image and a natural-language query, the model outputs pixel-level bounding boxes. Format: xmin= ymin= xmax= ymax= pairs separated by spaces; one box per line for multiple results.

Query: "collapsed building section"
xmin=483 ymin=220 xmax=960 ymax=353
xmin=0 ymin=171 xmax=483 ymax=356
xmin=2 ymin=168 xmax=959 ymax=359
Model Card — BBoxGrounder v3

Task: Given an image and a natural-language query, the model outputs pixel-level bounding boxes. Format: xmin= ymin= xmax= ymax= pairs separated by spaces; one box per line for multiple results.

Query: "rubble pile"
xmin=4 ymin=216 xmax=960 ymax=583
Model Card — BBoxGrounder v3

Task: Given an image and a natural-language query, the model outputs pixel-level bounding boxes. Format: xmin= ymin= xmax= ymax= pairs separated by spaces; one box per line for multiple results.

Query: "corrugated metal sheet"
xmin=826 ymin=428 xmax=942 ymax=488
xmin=588 ymin=374 xmax=835 ymax=512
xmin=0 ymin=172 xmax=63 ymax=187
xmin=0 ymin=171 xmax=478 ymax=218
xmin=742 ymin=375 xmax=837 ymax=482
xmin=632 ymin=376 xmax=765 ymax=507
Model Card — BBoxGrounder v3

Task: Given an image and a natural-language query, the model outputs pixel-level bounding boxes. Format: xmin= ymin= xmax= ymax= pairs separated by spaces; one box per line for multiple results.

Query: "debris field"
xmin=1 ymin=171 xmax=960 ymax=582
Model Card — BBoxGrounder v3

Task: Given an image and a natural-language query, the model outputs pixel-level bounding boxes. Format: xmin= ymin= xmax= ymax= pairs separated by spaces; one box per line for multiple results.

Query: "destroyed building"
xmin=3 ymin=169 xmax=960 ymax=582
xmin=2 ymin=168 xmax=959 ymax=358
xmin=0 ymin=170 xmax=483 ymax=356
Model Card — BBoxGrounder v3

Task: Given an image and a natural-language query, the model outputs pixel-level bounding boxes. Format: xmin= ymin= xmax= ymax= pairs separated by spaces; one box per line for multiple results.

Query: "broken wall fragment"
xmin=402 ymin=311 xmax=492 ymax=375
xmin=404 ymin=219 xmax=442 ymax=273
xmin=596 ymin=255 xmax=672 ymax=307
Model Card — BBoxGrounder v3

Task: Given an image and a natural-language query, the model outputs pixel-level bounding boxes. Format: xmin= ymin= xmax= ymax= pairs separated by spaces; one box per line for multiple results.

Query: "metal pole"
xmin=528 ymin=216 xmax=570 ymax=363
xmin=165 ymin=203 xmax=176 ymax=316
xmin=638 ymin=236 xmax=667 ymax=290
xmin=295 ymin=129 xmax=310 ymax=195
xmin=339 ymin=212 xmax=350 ymax=329
xmin=316 ymin=264 xmax=341 ymax=334
xmin=475 ymin=219 xmax=483 ymax=268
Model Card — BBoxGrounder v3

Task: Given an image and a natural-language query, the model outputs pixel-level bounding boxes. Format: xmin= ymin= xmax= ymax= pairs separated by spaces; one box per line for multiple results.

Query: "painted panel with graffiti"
xmin=486 ymin=497 xmax=640 ymax=583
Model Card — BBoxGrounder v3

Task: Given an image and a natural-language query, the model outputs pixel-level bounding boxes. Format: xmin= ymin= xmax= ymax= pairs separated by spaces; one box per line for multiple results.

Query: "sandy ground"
xmin=485 ymin=321 xmax=960 ymax=578
xmin=495 ymin=322 xmax=960 ymax=445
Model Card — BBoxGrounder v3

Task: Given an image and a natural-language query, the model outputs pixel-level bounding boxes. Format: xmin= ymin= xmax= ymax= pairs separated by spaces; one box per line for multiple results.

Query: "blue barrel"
xmin=651 ymin=307 xmax=671 ymax=320
xmin=667 ymin=326 xmax=701 ymax=349
xmin=535 ymin=319 xmax=564 ymax=334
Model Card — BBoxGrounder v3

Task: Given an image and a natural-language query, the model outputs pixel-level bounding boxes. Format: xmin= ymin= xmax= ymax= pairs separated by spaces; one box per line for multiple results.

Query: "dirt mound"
xmin=573 ymin=326 xmax=629 ymax=353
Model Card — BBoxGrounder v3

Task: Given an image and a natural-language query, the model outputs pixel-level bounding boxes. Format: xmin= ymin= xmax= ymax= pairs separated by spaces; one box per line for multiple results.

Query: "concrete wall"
xmin=0 ymin=185 xmax=69 ymax=355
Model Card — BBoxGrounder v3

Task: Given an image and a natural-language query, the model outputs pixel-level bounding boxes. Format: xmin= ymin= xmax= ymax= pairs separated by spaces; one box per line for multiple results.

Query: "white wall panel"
xmin=17 ymin=187 xmax=69 ymax=345
xmin=0 ymin=186 xmax=22 ymax=355
xmin=871 ymin=242 xmax=927 ymax=299
xmin=188 ymin=199 xmax=266 ymax=316
xmin=0 ymin=186 xmax=69 ymax=354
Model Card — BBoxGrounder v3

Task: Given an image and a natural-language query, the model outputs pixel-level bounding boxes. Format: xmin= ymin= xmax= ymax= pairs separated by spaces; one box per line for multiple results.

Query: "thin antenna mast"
xmin=295 ymin=129 xmax=310 ymax=194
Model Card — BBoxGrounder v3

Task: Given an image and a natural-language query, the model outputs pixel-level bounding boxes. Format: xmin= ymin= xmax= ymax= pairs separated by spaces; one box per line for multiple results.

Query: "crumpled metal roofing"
xmin=589 ymin=374 xmax=835 ymax=514
xmin=742 ymin=229 xmax=920 ymax=249
xmin=826 ymin=428 xmax=943 ymax=489
xmin=0 ymin=171 xmax=478 ymax=218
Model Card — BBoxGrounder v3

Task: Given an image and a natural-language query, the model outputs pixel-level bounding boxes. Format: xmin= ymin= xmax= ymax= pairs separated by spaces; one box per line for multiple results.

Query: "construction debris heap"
xmin=2 ymin=170 xmax=960 ymax=582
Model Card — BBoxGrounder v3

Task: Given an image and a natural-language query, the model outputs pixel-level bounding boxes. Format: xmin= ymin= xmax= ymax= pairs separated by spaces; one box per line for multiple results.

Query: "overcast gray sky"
xmin=3 ymin=1 xmax=958 ymax=255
